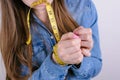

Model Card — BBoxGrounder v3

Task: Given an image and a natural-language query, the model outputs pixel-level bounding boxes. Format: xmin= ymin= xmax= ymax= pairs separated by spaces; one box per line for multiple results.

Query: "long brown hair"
xmin=0 ymin=0 xmax=79 ymax=80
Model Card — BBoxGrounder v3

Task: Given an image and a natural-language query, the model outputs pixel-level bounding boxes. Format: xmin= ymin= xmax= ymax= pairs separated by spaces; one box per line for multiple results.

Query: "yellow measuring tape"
xmin=26 ymin=0 xmax=60 ymax=45
xmin=26 ymin=0 xmax=66 ymax=65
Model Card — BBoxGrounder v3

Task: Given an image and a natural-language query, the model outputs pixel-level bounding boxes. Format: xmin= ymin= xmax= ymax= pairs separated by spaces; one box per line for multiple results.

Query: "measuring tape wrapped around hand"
xmin=26 ymin=0 xmax=60 ymax=45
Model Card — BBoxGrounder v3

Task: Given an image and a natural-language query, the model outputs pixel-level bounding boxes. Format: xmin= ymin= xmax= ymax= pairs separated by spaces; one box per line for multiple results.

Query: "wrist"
xmin=52 ymin=44 xmax=68 ymax=66
xmin=52 ymin=53 xmax=67 ymax=66
xmin=52 ymin=53 xmax=58 ymax=64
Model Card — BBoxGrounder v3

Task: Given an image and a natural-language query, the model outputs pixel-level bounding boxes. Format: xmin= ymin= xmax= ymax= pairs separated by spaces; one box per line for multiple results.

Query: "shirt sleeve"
xmin=29 ymin=51 xmax=71 ymax=80
xmin=68 ymin=0 xmax=102 ymax=79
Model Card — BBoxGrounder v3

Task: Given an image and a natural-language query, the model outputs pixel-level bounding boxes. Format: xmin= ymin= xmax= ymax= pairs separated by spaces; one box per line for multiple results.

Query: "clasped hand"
xmin=52 ymin=26 xmax=93 ymax=65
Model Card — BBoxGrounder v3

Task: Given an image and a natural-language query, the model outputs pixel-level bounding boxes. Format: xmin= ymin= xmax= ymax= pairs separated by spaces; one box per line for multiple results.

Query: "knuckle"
xmin=88 ymin=28 xmax=92 ymax=34
xmin=86 ymin=35 xmax=90 ymax=40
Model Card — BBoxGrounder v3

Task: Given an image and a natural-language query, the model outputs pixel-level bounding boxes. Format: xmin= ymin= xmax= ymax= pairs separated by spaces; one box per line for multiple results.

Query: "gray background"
xmin=0 ymin=0 xmax=120 ymax=80
xmin=93 ymin=0 xmax=120 ymax=80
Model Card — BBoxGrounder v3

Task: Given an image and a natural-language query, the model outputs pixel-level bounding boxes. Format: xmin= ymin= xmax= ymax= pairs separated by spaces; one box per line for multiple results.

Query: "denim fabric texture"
xmin=22 ymin=0 xmax=102 ymax=80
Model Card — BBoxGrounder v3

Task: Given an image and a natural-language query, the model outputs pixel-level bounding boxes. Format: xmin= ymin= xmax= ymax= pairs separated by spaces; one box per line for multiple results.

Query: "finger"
xmin=70 ymin=50 xmax=83 ymax=64
xmin=61 ymin=32 xmax=79 ymax=41
xmin=81 ymin=41 xmax=93 ymax=49
xmin=63 ymin=46 xmax=81 ymax=55
xmin=75 ymin=53 xmax=84 ymax=64
xmin=73 ymin=26 xmax=84 ymax=32
xmin=81 ymin=48 xmax=91 ymax=57
xmin=79 ymin=34 xmax=92 ymax=41
xmin=64 ymin=50 xmax=83 ymax=64
xmin=74 ymin=28 xmax=92 ymax=35
xmin=58 ymin=38 xmax=81 ymax=48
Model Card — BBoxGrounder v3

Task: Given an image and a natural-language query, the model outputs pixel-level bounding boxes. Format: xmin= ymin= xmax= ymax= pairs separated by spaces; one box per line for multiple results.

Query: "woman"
xmin=0 ymin=0 xmax=102 ymax=80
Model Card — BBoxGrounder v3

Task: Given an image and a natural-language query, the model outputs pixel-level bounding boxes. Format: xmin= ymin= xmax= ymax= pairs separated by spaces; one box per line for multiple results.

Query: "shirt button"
xmin=63 ymin=77 xmax=66 ymax=80
xmin=81 ymin=73 xmax=87 ymax=77
xmin=50 ymin=36 xmax=54 ymax=39
xmin=65 ymin=70 xmax=68 ymax=73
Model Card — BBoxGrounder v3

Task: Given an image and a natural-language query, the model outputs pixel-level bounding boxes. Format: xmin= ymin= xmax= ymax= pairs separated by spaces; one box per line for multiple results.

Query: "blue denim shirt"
xmin=23 ymin=0 xmax=102 ymax=80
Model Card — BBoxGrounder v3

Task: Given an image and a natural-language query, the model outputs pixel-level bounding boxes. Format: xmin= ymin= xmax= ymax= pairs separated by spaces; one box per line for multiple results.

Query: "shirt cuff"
xmin=41 ymin=53 xmax=71 ymax=78
xmin=71 ymin=57 xmax=94 ymax=79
